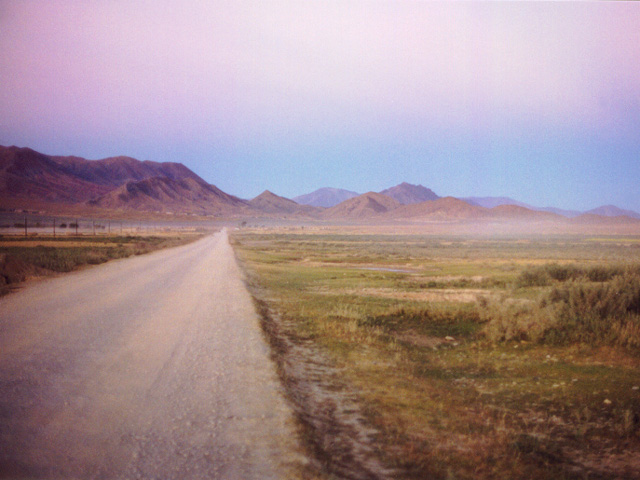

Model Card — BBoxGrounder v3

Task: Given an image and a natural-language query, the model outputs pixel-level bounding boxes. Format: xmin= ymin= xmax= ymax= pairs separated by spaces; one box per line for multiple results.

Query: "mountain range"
xmin=2 ymin=145 xmax=639 ymax=224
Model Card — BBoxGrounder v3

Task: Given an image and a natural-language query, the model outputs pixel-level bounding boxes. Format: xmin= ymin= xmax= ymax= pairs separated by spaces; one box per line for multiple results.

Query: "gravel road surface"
xmin=0 ymin=229 xmax=304 ymax=479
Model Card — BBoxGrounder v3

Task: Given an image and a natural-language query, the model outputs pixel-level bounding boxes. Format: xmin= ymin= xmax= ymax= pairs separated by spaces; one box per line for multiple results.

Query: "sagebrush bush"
xmin=480 ymin=301 xmax=547 ymax=342
xmin=545 ymin=264 xmax=584 ymax=282
xmin=516 ymin=263 xmax=637 ymax=288
xmin=516 ymin=267 xmax=551 ymax=288
xmin=483 ymin=270 xmax=640 ymax=350
xmin=584 ymin=265 xmax=626 ymax=282
xmin=542 ymin=273 xmax=640 ymax=347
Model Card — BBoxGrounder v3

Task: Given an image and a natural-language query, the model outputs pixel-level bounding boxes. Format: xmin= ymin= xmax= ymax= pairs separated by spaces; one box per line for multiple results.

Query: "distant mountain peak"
xmin=249 ymin=190 xmax=319 ymax=216
xmin=585 ymin=205 xmax=640 ymax=220
xmin=462 ymin=196 xmax=528 ymax=209
xmin=379 ymin=183 xmax=439 ymax=205
xmin=255 ymin=189 xmax=278 ymax=198
xmin=322 ymin=191 xmax=401 ymax=219
xmin=293 ymin=187 xmax=360 ymax=208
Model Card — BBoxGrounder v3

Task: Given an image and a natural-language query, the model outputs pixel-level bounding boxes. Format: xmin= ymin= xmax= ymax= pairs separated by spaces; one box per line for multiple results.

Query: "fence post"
xmin=24 ymin=217 xmax=27 ymax=237
xmin=53 ymin=217 xmax=56 ymax=238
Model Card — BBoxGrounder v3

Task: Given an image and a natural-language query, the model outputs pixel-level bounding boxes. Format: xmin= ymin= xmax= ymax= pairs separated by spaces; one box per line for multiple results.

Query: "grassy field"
xmin=232 ymin=230 xmax=640 ymax=480
xmin=0 ymin=232 xmax=206 ymax=294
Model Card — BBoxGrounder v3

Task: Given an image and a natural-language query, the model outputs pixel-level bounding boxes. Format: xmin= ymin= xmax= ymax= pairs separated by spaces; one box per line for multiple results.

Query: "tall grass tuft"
xmin=515 ymin=263 xmax=636 ymax=288
xmin=484 ymin=271 xmax=640 ymax=350
xmin=542 ymin=273 xmax=640 ymax=348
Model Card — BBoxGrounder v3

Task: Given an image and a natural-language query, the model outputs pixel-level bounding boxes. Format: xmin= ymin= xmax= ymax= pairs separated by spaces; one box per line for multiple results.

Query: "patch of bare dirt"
xmin=321 ymin=286 xmax=492 ymax=303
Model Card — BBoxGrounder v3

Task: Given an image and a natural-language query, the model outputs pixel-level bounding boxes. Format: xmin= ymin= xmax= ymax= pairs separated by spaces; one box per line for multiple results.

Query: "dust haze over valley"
xmin=2 ymin=2 xmax=640 ymax=479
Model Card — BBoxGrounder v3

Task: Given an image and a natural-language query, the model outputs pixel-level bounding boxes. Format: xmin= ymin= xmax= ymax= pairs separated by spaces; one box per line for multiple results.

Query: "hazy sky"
xmin=1 ymin=1 xmax=639 ymax=211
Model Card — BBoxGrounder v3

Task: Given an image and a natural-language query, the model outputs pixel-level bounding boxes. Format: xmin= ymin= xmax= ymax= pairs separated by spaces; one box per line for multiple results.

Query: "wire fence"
xmin=0 ymin=213 xmax=215 ymax=237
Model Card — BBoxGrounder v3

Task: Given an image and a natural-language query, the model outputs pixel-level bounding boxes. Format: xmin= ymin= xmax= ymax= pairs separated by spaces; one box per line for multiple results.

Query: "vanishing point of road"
xmin=0 ymin=230 xmax=304 ymax=479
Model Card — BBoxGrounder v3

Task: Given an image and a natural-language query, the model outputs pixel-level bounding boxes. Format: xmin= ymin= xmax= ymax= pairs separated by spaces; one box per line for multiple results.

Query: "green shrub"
xmin=545 ymin=263 xmax=583 ymax=282
xmin=483 ymin=272 xmax=640 ymax=350
xmin=516 ymin=263 xmax=637 ymax=289
xmin=542 ymin=274 xmax=640 ymax=347
xmin=516 ymin=267 xmax=550 ymax=287
xmin=480 ymin=301 xmax=550 ymax=343
xmin=584 ymin=265 xmax=625 ymax=282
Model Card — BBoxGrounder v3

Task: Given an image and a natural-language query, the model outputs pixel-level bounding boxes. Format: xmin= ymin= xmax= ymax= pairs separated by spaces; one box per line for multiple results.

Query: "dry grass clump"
xmin=479 ymin=301 xmax=548 ymax=343
xmin=484 ymin=270 xmax=640 ymax=350
xmin=542 ymin=273 xmax=640 ymax=348
xmin=7 ymin=245 xmax=123 ymax=272
xmin=0 ymin=233 xmax=203 ymax=292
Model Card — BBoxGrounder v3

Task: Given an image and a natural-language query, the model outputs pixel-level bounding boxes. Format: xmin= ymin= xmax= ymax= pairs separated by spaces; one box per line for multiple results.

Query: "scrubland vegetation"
xmin=0 ymin=233 xmax=204 ymax=293
xmin=486 ymin=265 xmax=640 ymax=349
xmin=232 ymin=232 xmax=640 ymax=479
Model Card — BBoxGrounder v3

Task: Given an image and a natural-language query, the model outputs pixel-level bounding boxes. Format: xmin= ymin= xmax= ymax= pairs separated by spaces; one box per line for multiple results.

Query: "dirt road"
xmin=0 ymin=229 xmax=304 ymax=479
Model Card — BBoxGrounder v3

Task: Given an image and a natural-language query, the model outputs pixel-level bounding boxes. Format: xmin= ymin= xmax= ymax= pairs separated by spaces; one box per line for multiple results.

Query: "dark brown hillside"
xmin=248 ymin=190 xmax=320 ymax=216
xmin=391 ymin=196 xmax=487 ymax=220
xmin=51 ymin=154 xmax=207 ymax=187
xmin=88 ymin=176 xmax=247 ymax=215
xmin=323 ymin=192 xmax=401 ymax=219
xmin=0 ymin=145 xmax=224 ymax=214
xmin=488 ymin=204 xmax=564 ymax=221
xmin=0 ymin=146 xmax=111 ymax=204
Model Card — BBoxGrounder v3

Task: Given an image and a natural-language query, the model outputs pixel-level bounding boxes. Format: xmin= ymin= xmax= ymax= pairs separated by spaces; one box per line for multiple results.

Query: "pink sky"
xmin=1 ymin=1 xmax=639 ymax=210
